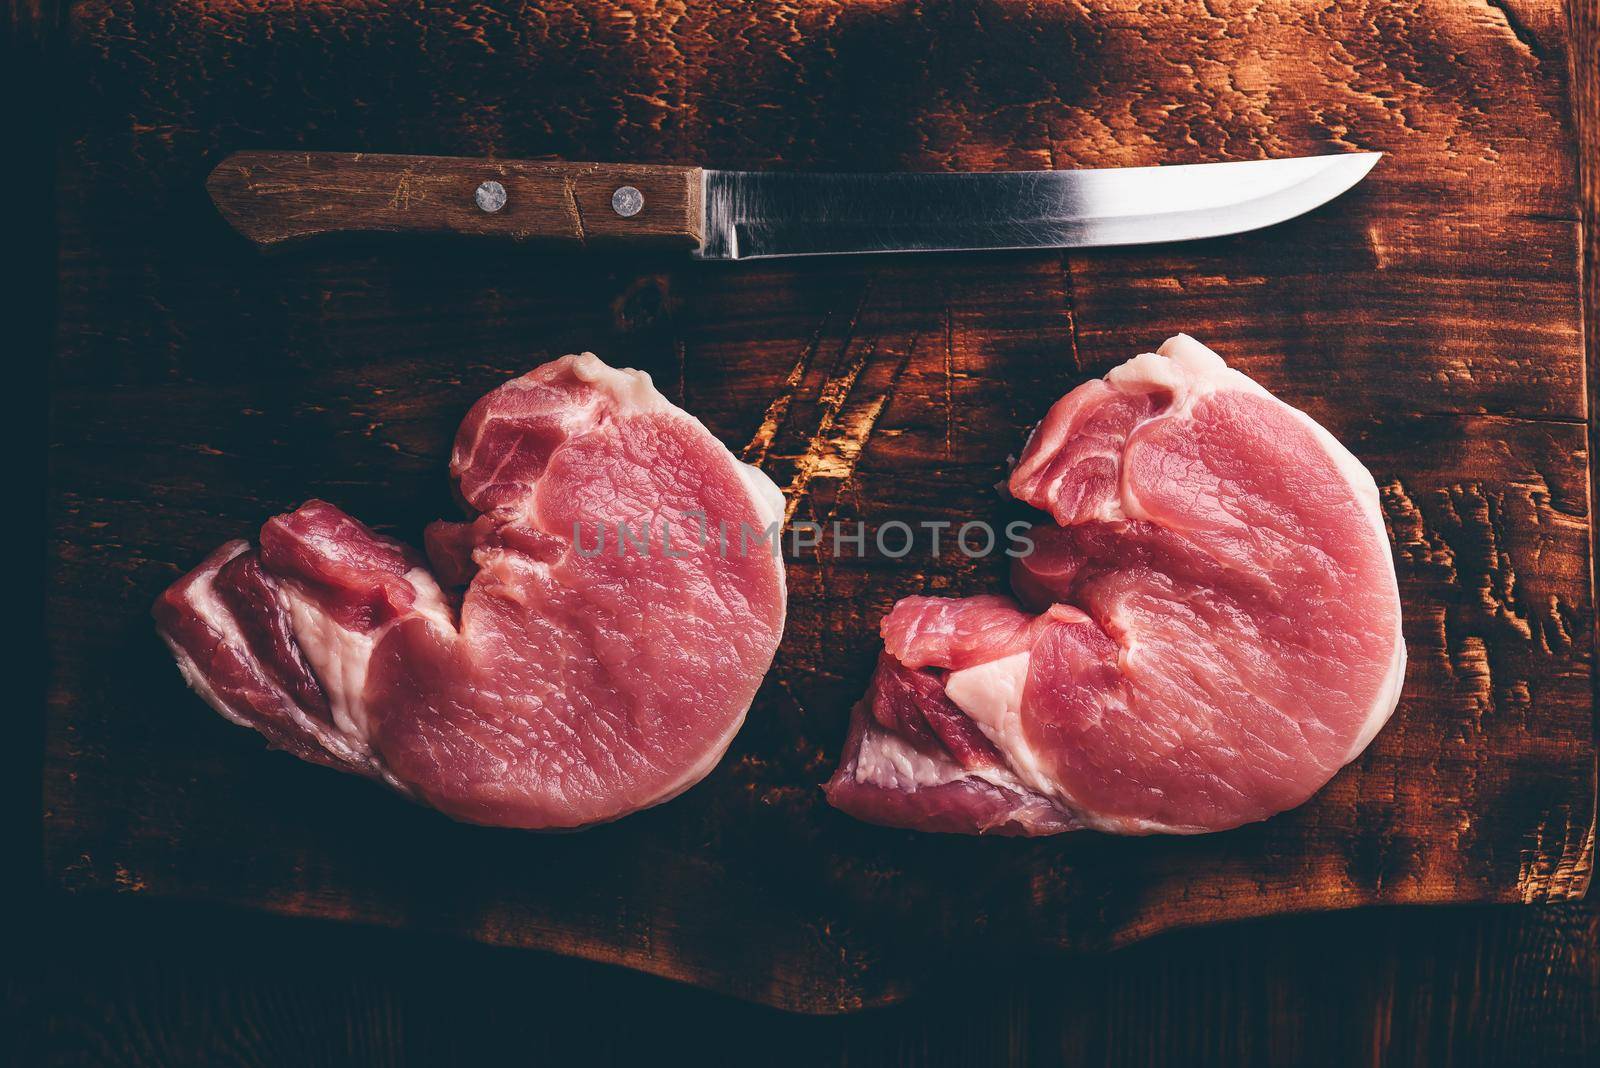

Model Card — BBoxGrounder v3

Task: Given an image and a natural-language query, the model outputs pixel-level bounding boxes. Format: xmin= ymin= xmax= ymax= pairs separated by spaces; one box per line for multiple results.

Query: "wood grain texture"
xmin=1575 ymin=0 xmax=1600 ymax=940
xmin=43 ymin=0 xmax=1594 ymax=1013
xmin=6 ymin=897 xmax=1598 ymax=1066
xmin=206 ymin=151 xmax=704 ymax=249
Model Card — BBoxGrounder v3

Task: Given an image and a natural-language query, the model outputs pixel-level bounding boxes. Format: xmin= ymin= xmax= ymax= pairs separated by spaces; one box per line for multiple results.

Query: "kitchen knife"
xmin=206 ymin=150 xmax=1380 ymax=258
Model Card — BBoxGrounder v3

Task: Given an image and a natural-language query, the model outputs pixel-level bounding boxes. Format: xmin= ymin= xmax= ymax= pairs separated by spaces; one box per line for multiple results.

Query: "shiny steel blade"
xmin=696 ymin=153 xmax=1380 ymax=260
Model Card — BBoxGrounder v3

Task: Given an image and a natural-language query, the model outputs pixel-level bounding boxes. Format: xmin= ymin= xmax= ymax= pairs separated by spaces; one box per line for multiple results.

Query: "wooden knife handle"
xmin=206 ymin=151 xmax=704 ymax=251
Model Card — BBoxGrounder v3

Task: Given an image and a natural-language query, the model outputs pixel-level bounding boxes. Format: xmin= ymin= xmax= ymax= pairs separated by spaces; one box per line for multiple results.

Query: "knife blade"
xmin=699 ymin=153 xmax=1381 ymax=259
xmin=206 ymin=151 xmax=1379 ymax=258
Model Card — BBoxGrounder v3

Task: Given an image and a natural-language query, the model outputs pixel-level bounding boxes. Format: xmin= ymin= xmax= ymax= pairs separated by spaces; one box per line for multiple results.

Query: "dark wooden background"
xmin=13 ymin=0 xmax=1600 ymax=1062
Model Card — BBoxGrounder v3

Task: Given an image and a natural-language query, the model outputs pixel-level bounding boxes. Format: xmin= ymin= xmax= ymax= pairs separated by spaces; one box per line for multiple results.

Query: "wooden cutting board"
xmin=47 ymin=0 xmax=1594 ymax=1012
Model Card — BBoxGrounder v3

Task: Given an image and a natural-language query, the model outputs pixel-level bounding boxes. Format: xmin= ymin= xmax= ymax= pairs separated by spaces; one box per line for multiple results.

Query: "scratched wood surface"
xmin=44 ymin=0 xmax=1594 ymax=1012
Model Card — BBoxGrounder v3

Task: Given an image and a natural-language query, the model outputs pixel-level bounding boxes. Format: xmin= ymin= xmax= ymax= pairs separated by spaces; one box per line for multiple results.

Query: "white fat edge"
xmin=473 ymin=542 xmax=553 ymax=594
xmin=1011 ymin=335 xmax=1233 ymax=524
xmin=937 ymin=640 xmax=1217 ymax=836
xmin=1343 ymin=625 xmax=1408 ymax=763
xmin=620 ymin=503 xmax=788 ymax=817
xmin=850 ymin=713 xmax=1090 ymax=835
xmin=161 ymin=543 xmax=258 ymax=731
xmin=1267 ymin=392 xmax=1406 ymax=764
xmin=723 ymin=455 xmax=789 ymax=610
xmin=460 ymin=352 xmax=786 ymax=824
xmin=574 ymin=351 xmax=789 ymax=602
xmin=454 ymin=545 xmax=759 ymax=828
xmin=284 ymin=594 xmax=378 ymax=746
xmin=1275 ymin=383 xmax=1406 ymax=763
xmin=562 ymin=574 xmax=768 ymax=823
xmin=160 ymin=630 xmax=253 ymax=732
xmin=617 ymin=700 xmax=753 ymax=819
xmin=455 ymin=353 xmax=616 ymax=489
xmin=283 ymin=566 xmax=457 ymax=748
xmin=573 ymin=353 xmax=785 ymax=576
xmin=404 ymin=565 xmax=458 ymax=632
xmin=736 ymin=460 xmax=786 ymax=533
xmin=1111 ymin=336 xmax=1226 ymax=523
xmin=950 ymin=336 xmax=1401 ymax=833
xmin=170 ymin=545 xmax=372 ymax=769
xmin=852 ymin=719 xmax=970 ymax=791
xmin=1077 ymin=810 xmax=1213 ymax=836
xmin=1031 ymin=336 xmax=1220 ymax=525
xmin=941 ymin=652 xmax=1072 ymax=804
xmin=176 ymin=545 xmax=251 ymax=642
xmin=565 ymin=351 xmax=676 ymax=415
xmin=541 ymin=352 xmax=787 ymax=554
xmin=573 ymin=500 xmax=782 ymax=821
xmin=1145 ymin=334 xmax=1390 ymax=566
xmin=1151 ymin=335 xmax=1406 ymax=761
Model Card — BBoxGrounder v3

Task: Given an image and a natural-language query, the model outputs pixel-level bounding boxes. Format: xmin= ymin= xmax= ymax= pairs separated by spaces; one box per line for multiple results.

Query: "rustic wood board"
xmin=45 ymin=0 xmax=1594 ymax=1012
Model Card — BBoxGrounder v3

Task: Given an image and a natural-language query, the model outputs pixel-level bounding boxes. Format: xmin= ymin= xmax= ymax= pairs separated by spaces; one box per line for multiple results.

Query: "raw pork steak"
xmin=156 ymin=354 xmax=787 ymax=829
xmin=826 ymin=335 xmax=1405 ymax=835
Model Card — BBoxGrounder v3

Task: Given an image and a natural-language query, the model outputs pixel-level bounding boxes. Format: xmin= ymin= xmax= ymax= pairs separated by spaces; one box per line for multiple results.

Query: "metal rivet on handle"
xmin=611 ymin=185 xmax=644 ymax=218
xmin=474 ymin=180 xmax=507 ymax=213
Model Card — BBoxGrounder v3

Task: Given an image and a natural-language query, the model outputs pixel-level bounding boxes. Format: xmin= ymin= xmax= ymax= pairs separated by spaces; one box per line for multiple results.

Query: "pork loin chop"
xmin=156 ymin=354 xmax=788 ymax=829
xmin=826 ymin=335 xmax=1405 ymax=835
